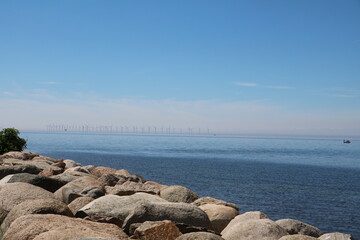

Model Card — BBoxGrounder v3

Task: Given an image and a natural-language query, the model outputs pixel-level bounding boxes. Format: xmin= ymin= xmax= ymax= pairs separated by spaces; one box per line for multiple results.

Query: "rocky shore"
xmin=0 ymin=151 xmax=355 ymax=240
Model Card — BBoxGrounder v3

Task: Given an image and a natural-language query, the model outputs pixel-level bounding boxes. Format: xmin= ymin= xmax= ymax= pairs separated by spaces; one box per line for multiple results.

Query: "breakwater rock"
xmin=0 ymin=151 xmax=356 ymax=240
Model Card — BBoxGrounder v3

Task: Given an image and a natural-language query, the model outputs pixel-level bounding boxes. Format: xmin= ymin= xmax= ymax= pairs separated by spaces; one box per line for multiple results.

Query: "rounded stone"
xmin=160 ymin=185 xmax=199 ymax=203
xmin=0 ymin=182 xmax=55 ymax=212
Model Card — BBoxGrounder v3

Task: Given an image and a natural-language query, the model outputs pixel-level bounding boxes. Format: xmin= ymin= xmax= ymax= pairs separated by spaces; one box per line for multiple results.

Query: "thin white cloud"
xmin=37 ymin=81 xmax=60 ymax=85
xmin=266 ymin=86 xmax=293 ymax=89
xmin=315 ymin=88 xmax=359 ymax=99
xmin=332 ymin=94 xmax=356 ymax=98
xmin=2 ymin=91 xmax=15 ymax=96
xmin=234 ymin=82 xmax=257 ymax=87
xmin=234 ymin=82 xmax=293 ymax=89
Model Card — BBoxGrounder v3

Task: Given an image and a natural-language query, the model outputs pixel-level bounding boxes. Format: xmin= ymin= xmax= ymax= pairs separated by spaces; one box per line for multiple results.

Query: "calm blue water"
xmin=22 ymin=132 xmax=360 ymax=238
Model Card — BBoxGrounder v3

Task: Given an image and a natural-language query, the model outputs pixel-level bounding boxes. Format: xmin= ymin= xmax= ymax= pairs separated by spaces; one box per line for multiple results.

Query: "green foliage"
xmin=0 ymin=128 xmax=27 ymax=154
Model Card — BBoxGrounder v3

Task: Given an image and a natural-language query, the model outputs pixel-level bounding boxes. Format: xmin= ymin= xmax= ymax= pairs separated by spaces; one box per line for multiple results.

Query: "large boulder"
xmin=115 ymin=169 xmax=146 ymax=184
xmin=80 ymin=186 xmax=105 ymax=199
xmin=275 ymin=219 xmax=322 ymax=237
xmin=279 ymin=235 xmax=318 ymax=240
xmin=64 ymin=166 xmax=91 ymax=174
xmin=2 ymin=158 xmax=63 ymax=173
xmin=144 ymin=181 xmax=168 ymax=191
xmin=192 ymin=197 xmax=239 ymax=211
xmin=98 ymin=173 xmax=121 ymax=186
xmin=133 ymin=220 xmax=182 ymax=240
xmin=0 ymin=182 xmax=55 ymax=212
xmin=68 ymin=197 xmax=94 ymax=215
xmin=106 ymin=180 xmax=159 ymax=196
xmin=160 ymin=185 xmax=199 ymax=203
xmin=2 ymin=214 xmax=128 ymax=240
xmin=91 ymin=166 xmax=117 ymax=177
xmin=176 ymin=232 xmax=225 ymax=240
xmin=123 ymin=201 xmax=212 ymax=233
xmin=55 ymin=183 xmax=83 ymax=204
xmin=198 ymin=204 xmax=238 ymax=234
xmin=221 ymin=211 xmax=269 ymax=236
xmin=54 ymin=176 xmax=105 ymax=204
xmin=0 ymin=207 xmax=6 ymax=224
xmin=68 ymin=238 xmax=119 ymax=240
xmin=76 ymin=193 xmax=168 ymax=221
xmin=318 ymin=232 xmax=356 ymax=240
xmin=33 ymin=229 xmax=126 ymax=240
xmin=221 ymin=219 xmax=288 ymax=240
xmin=32 ymin=155 xmax=60 ymax=163
xmin=0 ymin=151 xmax=38 ymax=160
xmin=51 ymin=172 xmax=87 ymax=183
xmin=1 ymin=198 xmax=73 ymax=233
xmin=0 ymin=165 xmax=41 ymax=179
xmin=63 ymin=159 xmax=82 ymax=169
xmin=0 ymin=173 xmax=67 ymax=192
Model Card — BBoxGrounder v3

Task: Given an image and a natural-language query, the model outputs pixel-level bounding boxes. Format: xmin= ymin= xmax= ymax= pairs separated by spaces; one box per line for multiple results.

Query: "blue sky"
xmin=0 ymin=0 xmax=359 ymax=136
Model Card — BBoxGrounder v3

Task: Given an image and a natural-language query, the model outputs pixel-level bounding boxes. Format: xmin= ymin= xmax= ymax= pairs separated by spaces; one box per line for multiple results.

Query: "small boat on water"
xmin=343 ymin=140 xmax=351 ymax=144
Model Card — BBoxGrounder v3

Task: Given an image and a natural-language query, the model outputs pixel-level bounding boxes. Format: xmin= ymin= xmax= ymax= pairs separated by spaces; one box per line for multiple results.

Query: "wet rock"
xmin=221 ymin=219 xmax=288 ymax=240
xmin=2 ymin=214 xmax=128 ymax=240
xmin=318 ymin=232 xmax=356 ymax=240
xmin=192 ymin=197 xmax=239 ymax=211
xmin=133 ymin=220 xmax=182 ymax=240
xmin=1 ymin=198 xmax=73 ymax=233
xmin=275 ymin=219 xmax=322 ymax=237
xmin=176 ymin=232 xmax=225 ymax=240
xmin=198 ymin=204 xmax=238 ymax=234
xmin=0 ymin=182 xmax=55 ymax=212
xmin=160 ymin=185 xmax=199 ymax=203
xmin=123 ymin=201 xmax=212 ymax=233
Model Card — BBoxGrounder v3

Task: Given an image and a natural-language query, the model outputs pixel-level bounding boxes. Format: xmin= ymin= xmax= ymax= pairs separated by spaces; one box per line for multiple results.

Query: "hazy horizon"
xmin=1 ymin=1 xmax=359 ymax=137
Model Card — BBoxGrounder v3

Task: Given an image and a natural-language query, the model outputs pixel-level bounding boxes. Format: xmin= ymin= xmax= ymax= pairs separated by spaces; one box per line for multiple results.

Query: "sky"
xmin=0 ymin=0 xmax=359 ymax=137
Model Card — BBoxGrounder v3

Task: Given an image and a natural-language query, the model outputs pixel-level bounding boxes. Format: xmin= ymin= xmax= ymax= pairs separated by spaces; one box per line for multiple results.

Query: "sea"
xmin=21 ymin=132 xmax=360 ymax=238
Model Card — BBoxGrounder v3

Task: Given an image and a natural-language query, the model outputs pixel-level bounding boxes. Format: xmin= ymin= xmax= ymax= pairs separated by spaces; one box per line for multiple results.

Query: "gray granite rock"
xmin=221 ymin=219 xmax=288 ymax=240
xmin=318 ymin=232 xmax=356 ymax=240
xmin=76 ymin=193 xmax=167 ymax=221
xmin=1 ymin=173 xmax=67 ymax=192
xmin=160 ymin=185 xmax=199 ymax=203
xmin=0 ymin=182 xmax=55 ymax=212
xmin=275 ymin=219 xmax=322 ymax=237
xmin=123 ymin=201 xmax=212 ymax=233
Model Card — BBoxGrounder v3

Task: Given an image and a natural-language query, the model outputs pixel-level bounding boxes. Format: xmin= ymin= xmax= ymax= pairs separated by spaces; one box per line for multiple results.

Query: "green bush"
xmin=0 ymin=128 xmax=27 ymax=154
